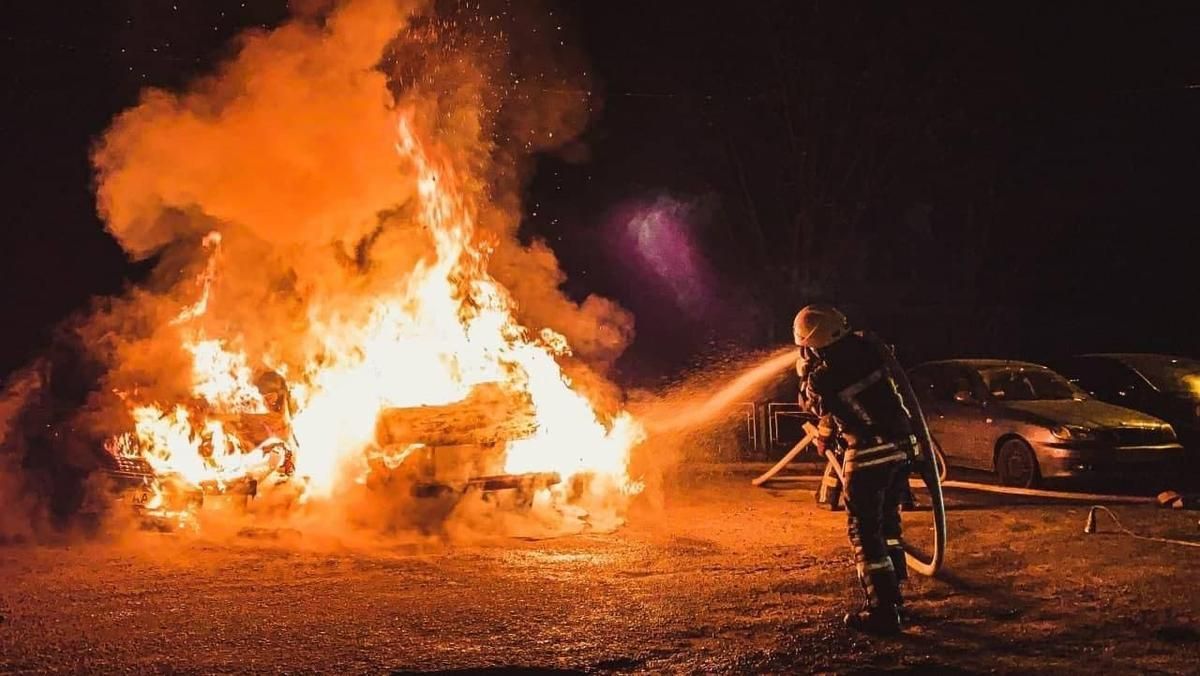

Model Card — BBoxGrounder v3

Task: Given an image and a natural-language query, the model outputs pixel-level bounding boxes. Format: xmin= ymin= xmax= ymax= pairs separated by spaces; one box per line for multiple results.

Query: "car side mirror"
xmin=953 ymin=390 xmax=975 ymax=404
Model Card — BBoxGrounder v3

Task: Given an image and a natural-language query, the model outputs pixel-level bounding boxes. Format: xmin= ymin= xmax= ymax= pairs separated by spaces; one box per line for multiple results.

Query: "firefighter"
xmin=794 ymin=305 xmax=917 ymax=635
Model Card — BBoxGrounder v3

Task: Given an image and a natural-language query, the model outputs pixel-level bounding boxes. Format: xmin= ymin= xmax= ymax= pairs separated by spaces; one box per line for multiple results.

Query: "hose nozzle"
xmin=1083 ymin=506 xmax=1098 ymax=534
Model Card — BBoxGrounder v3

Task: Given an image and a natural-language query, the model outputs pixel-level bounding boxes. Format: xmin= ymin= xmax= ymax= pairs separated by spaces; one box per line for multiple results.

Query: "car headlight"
xmin=1052 ymin=424 xmax=1096 ymax=441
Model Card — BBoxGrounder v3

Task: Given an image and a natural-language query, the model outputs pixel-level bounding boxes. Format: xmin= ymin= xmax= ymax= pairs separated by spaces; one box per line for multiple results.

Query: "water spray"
xmin=641 ymin=347 xmax=798 ymax=435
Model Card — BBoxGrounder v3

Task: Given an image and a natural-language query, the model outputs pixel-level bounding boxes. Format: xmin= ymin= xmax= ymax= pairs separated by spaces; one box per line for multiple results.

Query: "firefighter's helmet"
xmin=793 ymin=305 xmax=850 ymax=349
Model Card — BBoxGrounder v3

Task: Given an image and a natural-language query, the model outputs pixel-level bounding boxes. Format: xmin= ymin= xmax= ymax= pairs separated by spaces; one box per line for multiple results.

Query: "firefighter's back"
xmin=812 ymin=332 xmax=913 ymax=446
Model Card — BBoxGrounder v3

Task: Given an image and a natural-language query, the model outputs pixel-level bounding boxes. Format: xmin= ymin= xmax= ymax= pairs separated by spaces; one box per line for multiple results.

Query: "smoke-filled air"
xmin=2 ymin=0 xmax=654 ymax=539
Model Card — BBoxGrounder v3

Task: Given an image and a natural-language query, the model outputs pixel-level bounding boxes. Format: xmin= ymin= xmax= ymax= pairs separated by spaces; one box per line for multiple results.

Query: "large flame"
xmin=90 ymin=0 xmax=643 ymax=530
xmin=288 ymin=112 xmax=643 ymax=495
xmin=106 ymin=107 xmax=643 ymax=520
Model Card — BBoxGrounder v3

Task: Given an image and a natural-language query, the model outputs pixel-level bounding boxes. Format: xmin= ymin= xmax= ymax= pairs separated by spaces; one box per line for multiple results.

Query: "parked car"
xmin=1054 ymin=354 xmax=1200 ymax=452
xmin=908 ymin=359 xmax=1183 ymax=487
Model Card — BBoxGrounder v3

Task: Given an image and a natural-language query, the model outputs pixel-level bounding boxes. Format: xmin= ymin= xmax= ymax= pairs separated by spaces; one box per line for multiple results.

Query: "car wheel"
xmin=996 ymin=438 xmax=1040 ymax=488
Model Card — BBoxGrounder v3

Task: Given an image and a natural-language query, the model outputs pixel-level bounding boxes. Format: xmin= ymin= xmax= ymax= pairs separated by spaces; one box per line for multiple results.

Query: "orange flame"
xmin=107 ymin=108 xmax=644 ymax=522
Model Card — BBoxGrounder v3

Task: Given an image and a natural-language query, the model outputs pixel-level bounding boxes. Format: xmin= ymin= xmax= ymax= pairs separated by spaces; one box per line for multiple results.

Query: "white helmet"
xmin=793 ymin=304 xmax=850 ymax=349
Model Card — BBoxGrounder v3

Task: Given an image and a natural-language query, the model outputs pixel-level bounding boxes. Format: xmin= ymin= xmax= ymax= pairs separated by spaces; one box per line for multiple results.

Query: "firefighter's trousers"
xmin=844 ymin=442 xmax=911 ymax=610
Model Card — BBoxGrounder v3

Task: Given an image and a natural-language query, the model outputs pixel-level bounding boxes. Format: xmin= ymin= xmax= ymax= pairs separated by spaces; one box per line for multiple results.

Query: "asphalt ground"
xmin=1 ymin=465 xmax=1198 ymax=674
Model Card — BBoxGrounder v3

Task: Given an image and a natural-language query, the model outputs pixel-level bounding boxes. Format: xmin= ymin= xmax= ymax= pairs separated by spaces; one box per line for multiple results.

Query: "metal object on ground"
xmin=1083 ymin=505 xmax=1200 ymax=548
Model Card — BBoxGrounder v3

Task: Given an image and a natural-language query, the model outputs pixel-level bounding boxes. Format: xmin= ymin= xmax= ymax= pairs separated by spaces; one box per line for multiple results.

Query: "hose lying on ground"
xmin=1084 ymin=505 xmax=1200 ymax=548
xmin=757 ymin=469 xmax=1198 ymax=549
xmin=938 ymin=480 xmax=1157 ymax=504
xmin=758 ymin=470 xmax=1162 ymax=505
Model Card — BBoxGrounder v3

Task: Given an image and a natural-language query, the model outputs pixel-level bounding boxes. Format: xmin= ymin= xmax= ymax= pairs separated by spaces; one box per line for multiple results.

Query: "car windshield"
xmin=981 ymin=367 xmax=1078 ymax=401
xmin=1116 ymin=356 xmax=1200 ymax=398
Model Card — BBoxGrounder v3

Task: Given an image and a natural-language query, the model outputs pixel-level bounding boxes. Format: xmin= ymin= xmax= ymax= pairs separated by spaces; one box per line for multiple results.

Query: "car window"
xmin=931 ymin=366 xmax=960 ymax=402
xmin=909 ymin=367 xmax=940 ymax=401
xmin=911 ymin=365 xmax=955 ymax=402
xmin=981 ymin=367 xmax=1077 ymax=401
xmin=1117 ymin=355 xmax=1200 ymax=397
xmin=946 ymin=367 xmax=976 ymax=400
xmin=1066 ymin=358 xmax=1139 ymax=398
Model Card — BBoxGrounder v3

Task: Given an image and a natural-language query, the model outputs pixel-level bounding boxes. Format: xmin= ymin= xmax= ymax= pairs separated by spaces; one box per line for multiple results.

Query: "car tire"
xmin=996 ymin=437 xmax=1040 ymax=488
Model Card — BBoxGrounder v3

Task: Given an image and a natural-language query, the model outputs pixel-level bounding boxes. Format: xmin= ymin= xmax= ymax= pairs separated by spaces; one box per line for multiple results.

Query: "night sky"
xmin=4 ymin=1 xmax=1200 ymax=381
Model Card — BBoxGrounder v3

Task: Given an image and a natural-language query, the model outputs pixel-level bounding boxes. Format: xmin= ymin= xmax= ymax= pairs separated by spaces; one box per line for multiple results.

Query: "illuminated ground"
xmin=2 ymin=467 xmax=1198 ymax=674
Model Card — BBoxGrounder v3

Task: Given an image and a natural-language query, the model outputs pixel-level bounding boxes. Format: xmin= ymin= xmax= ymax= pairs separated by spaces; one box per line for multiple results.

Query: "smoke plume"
xmin=3 ymin=0 xmax=637 ymax=534
xmin=90 ymin=0 xmax=630 ymax=381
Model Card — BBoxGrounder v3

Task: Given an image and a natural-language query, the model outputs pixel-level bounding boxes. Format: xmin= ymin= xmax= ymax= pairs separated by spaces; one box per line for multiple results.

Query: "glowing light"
xmin=107 ymin=109 xmax=644 ymax=522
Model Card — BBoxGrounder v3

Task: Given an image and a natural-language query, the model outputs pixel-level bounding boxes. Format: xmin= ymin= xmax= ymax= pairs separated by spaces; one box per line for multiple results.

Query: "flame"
xmin=106 ymin=108 xmax=644 ymax=524
xmin=287 ymin=110 xmax=644 ymax=495
xmin=170 ymin=232 xmax=223 ymax=326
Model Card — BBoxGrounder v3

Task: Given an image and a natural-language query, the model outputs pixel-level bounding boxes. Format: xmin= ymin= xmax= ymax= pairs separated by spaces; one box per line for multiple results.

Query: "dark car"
xmin=909 ymin=359 xmax=1183 ymax=487
xmin=1054 ymin=354 xmax=1200 ymax=453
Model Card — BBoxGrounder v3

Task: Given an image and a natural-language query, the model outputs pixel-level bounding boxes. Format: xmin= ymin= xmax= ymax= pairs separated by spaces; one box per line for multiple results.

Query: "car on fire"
xmin=1053 ymin=354 xmax=1200 ymax=455
xmin=908 ymin=359 xmax=1184 ymax=487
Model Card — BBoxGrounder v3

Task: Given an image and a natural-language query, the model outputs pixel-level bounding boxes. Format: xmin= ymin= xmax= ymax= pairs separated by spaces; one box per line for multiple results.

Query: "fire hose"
xmin=878 ymin=339 xmax=947 ymax=577
xmin=753 ymin=336 xmax=948 ymax=576
xmin=753 ymin=422 xmax=947 ymax=577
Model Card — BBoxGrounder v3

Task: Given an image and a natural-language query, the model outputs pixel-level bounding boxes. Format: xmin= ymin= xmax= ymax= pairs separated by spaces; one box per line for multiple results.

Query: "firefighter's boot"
xmin=886 ymin=537 xmax=908 ymax=619
xmin=845 ymin=558 xmax=903 ymax=635
xmin=844 ymin=606 xmax=902 ymax=636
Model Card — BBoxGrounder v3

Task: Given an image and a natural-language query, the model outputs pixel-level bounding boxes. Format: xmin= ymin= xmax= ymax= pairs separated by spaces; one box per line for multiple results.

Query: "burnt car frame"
xmin=909 ymin=359 xmax=1183 ymax=487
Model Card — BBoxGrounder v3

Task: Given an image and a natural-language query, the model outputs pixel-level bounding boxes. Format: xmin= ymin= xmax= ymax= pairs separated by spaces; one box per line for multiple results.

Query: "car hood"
xmin=1000 ymin=399 xmax=1168 ymax=429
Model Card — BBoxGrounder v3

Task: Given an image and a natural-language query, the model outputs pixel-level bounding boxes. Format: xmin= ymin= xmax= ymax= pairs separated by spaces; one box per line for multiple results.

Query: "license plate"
xmin=127 ymin=489 xmax=153 ymax=508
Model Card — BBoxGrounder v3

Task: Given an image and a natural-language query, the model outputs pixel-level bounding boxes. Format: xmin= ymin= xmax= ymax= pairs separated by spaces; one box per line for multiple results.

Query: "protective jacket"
xmin=797 ymin=330 xmax=914 ymax=633
xmin=800 ymin=331 xmax=915 ymax=453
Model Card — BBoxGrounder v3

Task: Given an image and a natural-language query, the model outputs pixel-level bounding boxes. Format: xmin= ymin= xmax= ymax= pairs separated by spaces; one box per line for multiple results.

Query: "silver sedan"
xmin=909 ymin=360 xmax=1183 ymax=487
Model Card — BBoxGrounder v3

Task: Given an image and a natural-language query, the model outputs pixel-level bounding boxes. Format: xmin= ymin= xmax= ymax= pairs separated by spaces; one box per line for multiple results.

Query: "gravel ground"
xmin=1 ymin=465 xmax=1198 ymax=674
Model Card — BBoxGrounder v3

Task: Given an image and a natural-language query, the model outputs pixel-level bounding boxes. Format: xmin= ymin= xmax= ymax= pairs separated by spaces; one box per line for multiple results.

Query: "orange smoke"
xmin=81 ymin=0 xmax=642 ymax=531
xmin=94 ymin=0 xmax=413 ymax=260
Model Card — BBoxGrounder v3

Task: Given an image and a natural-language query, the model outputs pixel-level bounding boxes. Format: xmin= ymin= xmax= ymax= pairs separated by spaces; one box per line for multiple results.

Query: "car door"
xmin=937 ymin=364 xmax=995 ymax=470
xmin=956 ymin=365 xmax=1001 ymax=470
xmin=912 ymin=364 xmax=978 ymax=468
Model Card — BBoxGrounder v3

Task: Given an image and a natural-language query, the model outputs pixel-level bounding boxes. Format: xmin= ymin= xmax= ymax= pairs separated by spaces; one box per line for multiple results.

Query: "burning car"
xmin=909 ymin=359 xmax=1183 ymax=487
xmin=369 ymin=383 xmax=560 ymax=509
xmin=5 ymin=2 xmax=647 ymax=537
